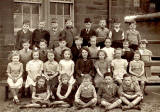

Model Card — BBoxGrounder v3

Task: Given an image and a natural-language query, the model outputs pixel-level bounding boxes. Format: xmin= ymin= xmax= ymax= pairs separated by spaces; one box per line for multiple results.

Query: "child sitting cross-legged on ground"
xmin=74 ymin=75 xmax=97 ymax=109
xmin=118 ymin=74 xmax=143 ymax=110
xmin=20 ymin=76 xmax=50 ymax=108
xmin=97 ymin=74 xmax=122 ymax=111
xmin=55 ymin=73 xmax=76 ymax=108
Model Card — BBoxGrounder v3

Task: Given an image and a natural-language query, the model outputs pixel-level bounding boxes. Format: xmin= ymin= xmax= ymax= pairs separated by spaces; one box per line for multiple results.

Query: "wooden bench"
xmin=0 ymin=80 xmax=9 ymax=101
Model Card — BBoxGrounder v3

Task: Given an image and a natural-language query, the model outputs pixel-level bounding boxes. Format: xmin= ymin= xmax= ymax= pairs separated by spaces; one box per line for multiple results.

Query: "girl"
xmin=139 ymin=39 xmax=152 ymax=62
xmin=56 ymin=73 xmax=76 ymax=107
xmin=75 ymin=75 xmax=97 ymax=109
xmin=129 ymin=52 xmax=146 ymax=94
xmin=25 ymin=50 xmax=43 ymax=93
xmin=7 ymin=51 xmax=23 ymax=104
xmin=20 ymin=76 xmax=50 ymax=108
xmin=111 ymin=48 xmax=128 ymax=85
xmin=59 ymin=49 xmax=75 ymax=85
xmin=118 ymin=74 xmax=143 ymax=110
xmin=101 ymin=38 xmax=115 ymax=63
xmin=75 ymin=47 xmax=95 ymax=85
xmin=94 ymin=50 xmax=111 ymax=88
xmin=98 ymin=75 xmax=122 ymax=111
xmin=44 ymin=49 xmax=59 ymax=99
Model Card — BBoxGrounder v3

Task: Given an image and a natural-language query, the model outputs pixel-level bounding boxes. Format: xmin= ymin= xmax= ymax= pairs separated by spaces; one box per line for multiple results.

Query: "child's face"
xmin=65 ymin=20 xmax=72 ymax=27
xmin=82 ymin=49 xmax=88 ymax=59
xmin=140 ymin=43 xmax=146 ymax=49
xmin=90 ymin=38 xmax=96 ymax=46
xmin=134 ymin=53 xmax=140 ymax=61
xmin=83 ymin=78 xmax=91 ymax=86
xmin=124 ymin=77 xmax=132 ymax=86
xmin=114 ymin=23 xmax=120 ymax=29
xmin=99 ymin=51 xmax=105 ymax=60
xmin=115 ymin=50 xmax=122 ymax=58
xmin=12 ymin=55 xmax=20 ymax=62
xmin=105 ymin=76 xmax=113 ymax=84
xmin=64 ymin=50 xmax=71 ymax=60
xmin=22 ymin=42 xmax=30 ymax=49
xmin=38 ymin=78 xmax=45 ymax=86
xmin=105 ymin=39 xmax=111 ymax=48
xmin=51 ymin=22 xmax=58 ymax=28
xmin=99 ymin=20 xmax=106 ymax=27
xmin=59 ymin=41 xmax=67 ymax=48
xmin=123 ymin=42 xmax=129 ymax=49
xmin=61 ymin=77 xmax=69 ymax=84
xmin=48 ymin=53 xmax=54 ymax=61
xmin=129 ymin=23 xmax=136 ymax=29
xmin=39 ymin=42 xmax=47 ymax=49
xmin=39 ymin=22 xmax=45 ymax=29
xmin=22 ymin=24 xmax=30 ymax=31
xmin=85 ymin=22 xmax=92 ymax=29
xmin=33 ymin=52 xmax=39 ymax=59
xmin=75 ymin=39 xmax=82 ymax=46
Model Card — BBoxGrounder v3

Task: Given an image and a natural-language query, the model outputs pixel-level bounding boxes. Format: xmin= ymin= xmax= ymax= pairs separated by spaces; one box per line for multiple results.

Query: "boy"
xmin=96 ymin=19 xmax=110 ymax=48
xmin=75 ymin=75 xmax=97 ymax=109
xmin=109 ymin=19 xmax=124 ymax=48
xmin=49 ymin=18 xmax=62 ymax=49
xmin=59 ymin=18 xmax=76 ymax=48
xmin=98 ymin=74 xmax=122 ymax=111
xmin=39 ymin=39 xmax=48 ymax=62
xmin=101 ymin=38 xmax=115 ymax=62
xmin=54 ymin=38 xmax=70 ymax=62
xmin=71 ymin=36 xmax=83 ymax=63
xmin=16 ymin=20 xmax=32 ymax=50
xmin=125 ymin=21 xmax=141 ymax=51
xmin=88 ymin=36 xmax=100 ymax=60
xmin=19 ymin=39 xmax=32 ymax=97
xmin=44 ymin=50 xmax=59 ymax=99
xmin=122 ymin=41 xmax=134 ymax=62
xmin=32 ymin=21 xmax=50 ymax=48
xmin=80 ymin=18 xmax=96 ymax=47
xmin=118 ymin=74 xmax=143 ymax=110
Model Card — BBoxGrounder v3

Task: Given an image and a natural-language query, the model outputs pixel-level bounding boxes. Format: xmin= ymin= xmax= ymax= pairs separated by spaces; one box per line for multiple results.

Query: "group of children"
xmin=6 ymin=17 xmax=153 ymax=111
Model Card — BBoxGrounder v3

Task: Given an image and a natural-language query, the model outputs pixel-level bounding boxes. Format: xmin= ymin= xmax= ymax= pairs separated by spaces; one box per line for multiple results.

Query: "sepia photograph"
xmin=0 ymin=0 xmax=160 ymax=112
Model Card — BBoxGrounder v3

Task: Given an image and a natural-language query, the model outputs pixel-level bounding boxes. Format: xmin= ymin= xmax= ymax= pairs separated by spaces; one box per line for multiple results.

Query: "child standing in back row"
xmin=7 ymin=51 xmax=23 ymax=104
xmin=125 ymin=21 xmax=141 ymax=51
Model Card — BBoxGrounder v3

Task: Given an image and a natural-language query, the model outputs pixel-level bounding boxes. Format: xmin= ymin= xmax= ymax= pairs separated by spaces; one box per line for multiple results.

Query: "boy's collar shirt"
xmin=114 ymin=28 xmax=120 ymax=32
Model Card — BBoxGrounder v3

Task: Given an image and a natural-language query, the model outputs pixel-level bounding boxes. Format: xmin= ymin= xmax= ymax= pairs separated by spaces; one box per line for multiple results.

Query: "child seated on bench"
xmin=118 ymin=74 xmax=143 ymax=110
xmin=75 ymin=75 xmax=97 ymax=109
xmin=7 ymin=50 xmax=23 ymax=104
xmin=97 ymin=74 xmax=122 ymax=111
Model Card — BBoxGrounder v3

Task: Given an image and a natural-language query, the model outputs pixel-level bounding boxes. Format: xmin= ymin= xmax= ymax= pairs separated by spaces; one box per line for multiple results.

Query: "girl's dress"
xmin=7 ymin=62 xmax=23 ymax=89
xmin=130 ymin=60 xmax=146 ymax=81
xmin=111 ymin=59 xmax=128 ymax=80
xmin=59 ymin=59 xmax=75 ymax=84
xmin=94 ymin=60 xmax=111 ymax=87
xmin=25 ymin=60 xmax=43 ymax=88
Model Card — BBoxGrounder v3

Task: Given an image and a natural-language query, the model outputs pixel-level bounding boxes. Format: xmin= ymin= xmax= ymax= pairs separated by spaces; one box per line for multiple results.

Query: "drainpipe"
xmin=108 ymin=0 xmax=112 ymax=29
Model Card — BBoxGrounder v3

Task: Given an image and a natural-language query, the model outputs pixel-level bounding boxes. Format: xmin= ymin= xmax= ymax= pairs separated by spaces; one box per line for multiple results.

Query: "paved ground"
xmin=0 ymin=86 xmax=160 ymax=112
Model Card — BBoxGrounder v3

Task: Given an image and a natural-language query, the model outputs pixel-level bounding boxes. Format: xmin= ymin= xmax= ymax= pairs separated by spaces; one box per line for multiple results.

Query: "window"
xmin=50 ymin=0 xmax=74 ymax=28
xmin=13 ymin=1 xmax=41 ymax=32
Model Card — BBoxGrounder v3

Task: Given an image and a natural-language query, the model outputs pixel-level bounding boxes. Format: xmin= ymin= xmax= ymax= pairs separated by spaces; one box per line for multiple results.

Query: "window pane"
xmin=14 ymin=14 xmax=22 ymax=28
xmin=50 ymin=2 xmax=56 ymax=15
xmin=57 ymin=3 xmax=63 ymax=15
xmin=32 ymin=4 xmax=39 ymax=14
xmin=64 ymin=4 xmax=70 ymax=15
xmin=32 ymin=14 xmax=39 ymax=28
xmin=23 ymin=5 xmax=30 ymax=14
xmin=14 ymin=2 xmax=22 ymax=13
